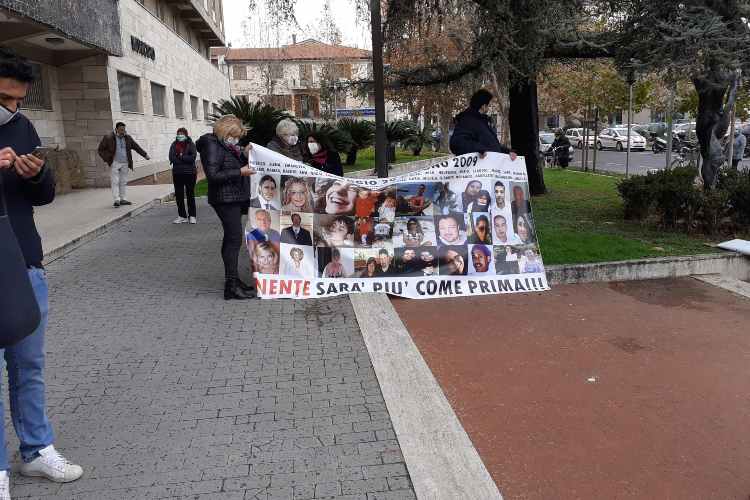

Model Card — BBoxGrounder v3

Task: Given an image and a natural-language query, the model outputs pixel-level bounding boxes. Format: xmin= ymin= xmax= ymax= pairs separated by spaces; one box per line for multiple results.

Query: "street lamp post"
xmin=625 ymin=70 xmax=635 ymax=178
xmin=370 ymin=0 xmax=388 ymax=178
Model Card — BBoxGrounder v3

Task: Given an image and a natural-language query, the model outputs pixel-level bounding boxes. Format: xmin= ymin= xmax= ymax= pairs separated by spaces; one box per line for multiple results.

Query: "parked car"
xmin=597 ymin=128 xmax=647 ymax=151
xmin=539 ymin=132 xmax=555 ymax=154
xmin=565 ymin=128 xmax=595 ymax=149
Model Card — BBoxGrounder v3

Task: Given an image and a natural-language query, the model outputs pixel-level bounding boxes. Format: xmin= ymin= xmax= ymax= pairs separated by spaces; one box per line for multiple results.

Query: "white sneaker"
xmin=0 ymin=471 xmax=9 ymax=500
xmin=173 ymin=217 xmax=188 ymax=224
xmin=189 ymin=216 xmax=197 ymax=224
xmin=19 ymin=445 xmax=83 ymax=483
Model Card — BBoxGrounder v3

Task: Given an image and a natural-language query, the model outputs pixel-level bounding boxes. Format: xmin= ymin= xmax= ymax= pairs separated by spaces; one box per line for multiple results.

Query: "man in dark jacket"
xmin=280 ymin=213 xmax=313 ymax=245
xmin=97 ymin=122 xmax=150 ymax=207
xmin=450 ymin=89 xmax=517 ymax=161
xmin=0 ymin=49 xmax=83 ymax=496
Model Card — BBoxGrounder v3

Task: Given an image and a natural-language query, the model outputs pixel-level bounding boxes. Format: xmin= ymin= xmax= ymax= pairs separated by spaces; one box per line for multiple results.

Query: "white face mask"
xmin=0 ymin=104 xmax=18 ymax=126
xmin=224 ymin=137 xmax=239 ymax=146
xmin=286 ymin=135 xmax=299 ymax=146
xmin=308 ymin=142 xmax=321 ymax=155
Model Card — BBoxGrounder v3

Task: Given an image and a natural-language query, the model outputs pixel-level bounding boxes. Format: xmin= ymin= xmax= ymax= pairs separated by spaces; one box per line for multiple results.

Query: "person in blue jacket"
xmin=450 ymin=89 xmax=517 ymax=161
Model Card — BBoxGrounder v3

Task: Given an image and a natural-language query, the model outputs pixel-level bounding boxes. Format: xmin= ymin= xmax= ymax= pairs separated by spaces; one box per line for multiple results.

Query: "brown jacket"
xmin=97 ymin=132 xmax=148 ymax=169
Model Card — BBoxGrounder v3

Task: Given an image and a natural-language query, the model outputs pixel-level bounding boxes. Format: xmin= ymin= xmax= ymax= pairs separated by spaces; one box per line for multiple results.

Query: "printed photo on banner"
xmin=492 ymin=180 xmax=509 ymax=212
xmin=435 ymin=213 xmax=468 ymax=246
xmin=438 ymin=245 xmax=468 ymax=276
xmin=372 ymin=218 xmax=393 ymax=245
xmin=314 ymin=178 xmax=359 ymax=215
xmin=395 ymin=246 xmax=440 ymax=277
xmin=252 ymin=241 xmax=280 ymax=275
xmin=279 ymin=211 xmax=313 ymax=246
xmin=492 ymin=213 xmax=521 ymax=245
xmin=451 ymin=178 xmax=492 ymax=212
xmin=250 ymin=174 xmax=281 ymax=210
xmin=245 ymin=208 xmax=281 ymax=253
xmin=353 ymin=245 xmax=395 ymax=277
xmin=281 ymin=176 xmax=315 ymax=212
xmin=279 ymin=243 xmax=315 ymax=277
xmin=314 ymin=214 xmax=355 ymax=247
xmin=354 ymin=216 xmax=375 ymax=247
xmin=469 ymin=244 xmax=494 ymax=276
xmin=317 ymin=247 xmax=355 ymax=278
xmin=510 ymin=182 xmax=533 ymax=232
xmin=514 ymin=213 xmax=537 ymax=245
xmin=433 ymin=182 xmax=460 ymax=214
xmin=376 ymin=189 xmax=397 ymax=221
xmin=468 ymin=213 xmax=493 ymax=245
xmin=395 ymin=183 xmax=438 ymax=216
xmin=493 ymin=244 xmax=544 ymax=274
xmin=392 ymin=217 xmax=436 ymax=248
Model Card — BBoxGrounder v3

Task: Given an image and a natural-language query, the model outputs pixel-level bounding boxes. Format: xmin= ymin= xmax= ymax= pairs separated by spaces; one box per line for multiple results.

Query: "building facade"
xmin=212 ymin=39 xmax=398 ymax=121
xmin=0 ymin=0 xmax=229 ymax=187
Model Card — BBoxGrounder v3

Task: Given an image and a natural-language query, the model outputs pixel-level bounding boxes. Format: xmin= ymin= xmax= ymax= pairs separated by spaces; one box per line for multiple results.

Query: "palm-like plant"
xmin=337 ymin=118 xmax=376 ymax=165
xmin=210 ymin=96 xmax=292 ymax=146
xmin=385 ymin=120 xmax=419 ymax=145
xmin=402 ymin=126 xmax=433 ymax=156
xmin=296 ymin=121 xmax=353 ymax=155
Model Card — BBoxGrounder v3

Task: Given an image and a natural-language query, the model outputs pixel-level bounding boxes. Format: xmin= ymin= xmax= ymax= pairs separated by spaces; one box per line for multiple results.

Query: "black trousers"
xmin=173 ymin=172 xmax=197 ymax=218
xmin=211 ymin=202 xmax=244 ymax=280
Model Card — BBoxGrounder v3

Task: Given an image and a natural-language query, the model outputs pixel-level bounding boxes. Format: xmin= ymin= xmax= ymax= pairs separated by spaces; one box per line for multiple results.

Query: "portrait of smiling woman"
xmin=314 ymin=179 xmax=359 ymax=215
xmin=281 ymin=176 xmax=313 ymax=212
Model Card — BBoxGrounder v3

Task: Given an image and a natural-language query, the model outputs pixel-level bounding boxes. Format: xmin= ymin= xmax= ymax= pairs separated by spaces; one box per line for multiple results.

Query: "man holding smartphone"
xmin=97 ymin=121 xmax=150 ymax=207
xmin=0 ymin=49 xmax=83 ymax=497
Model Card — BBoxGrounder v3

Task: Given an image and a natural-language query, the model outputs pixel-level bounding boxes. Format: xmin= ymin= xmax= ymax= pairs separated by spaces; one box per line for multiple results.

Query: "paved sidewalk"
xmin=8 ymin=200 xmax=414 ymax=500
xmin=35 ymin=185 xmax=174 ymax=261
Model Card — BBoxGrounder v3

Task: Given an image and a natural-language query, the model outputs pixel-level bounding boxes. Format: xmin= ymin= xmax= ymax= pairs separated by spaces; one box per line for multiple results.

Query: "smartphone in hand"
xmin=31 ymin=146 xmax=52 ymax=161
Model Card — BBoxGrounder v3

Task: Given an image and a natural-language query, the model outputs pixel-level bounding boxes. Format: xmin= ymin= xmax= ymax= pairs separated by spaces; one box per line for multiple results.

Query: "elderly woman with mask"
xmin=267 ymin=119 xmax=303 ymax=162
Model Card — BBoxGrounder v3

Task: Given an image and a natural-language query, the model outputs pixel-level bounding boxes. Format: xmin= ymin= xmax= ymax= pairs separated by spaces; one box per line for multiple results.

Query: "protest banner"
xmin=246 ymin=145 xmax=550 ymax=299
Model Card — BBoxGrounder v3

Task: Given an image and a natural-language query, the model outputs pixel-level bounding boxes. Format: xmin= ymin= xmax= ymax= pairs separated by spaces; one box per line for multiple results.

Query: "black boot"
xmin=237 ymin=279 xmax=257 ymax=295
xmin=224 ymin=278 xmax=253 ymax=300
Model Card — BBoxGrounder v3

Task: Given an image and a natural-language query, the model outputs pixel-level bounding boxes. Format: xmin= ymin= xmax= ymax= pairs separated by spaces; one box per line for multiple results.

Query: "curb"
xmin=350 ymin=293 xmax=503 ymax=500
xmin=546 ymin=252 xmax=750 ymax=285
xmin=44 ymin=191 xmax=174 ymax=265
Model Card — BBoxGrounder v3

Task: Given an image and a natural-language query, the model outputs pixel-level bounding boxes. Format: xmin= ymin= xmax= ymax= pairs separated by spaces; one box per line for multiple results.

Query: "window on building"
xmin=335 ymin=89 xmax=347 ymax=109
xmin=190 ymin=95 xmax=199 ymax=119
xmin=299 ymin=64 xmax=313 ymax=85
xmin=297 ymin=94 xmax=319 ymax=119
xmin=269 ymin=64 xmax=284 ymax=80
xmin=21 ymin=63 xmax=52 ymax=111
xmin=203 ymin=99 xmax=210 ymax=121
xmin=117 ymin=72 xmax=141 ymax=113
xmin=173 ymin=90 xmax=185 ymax=119
xmin=261 ymin=94 xmax=293 ymax=111
xmin=368 ymin=91 xmax=375 ymax=108
xmin=334 ymin=64 xmax=352 ymax=80
xmin=151 ymin=82 xmax=167 ymax=116
xmin=232 ymin=65 xmax=247 ymax=80
xmin=212 ymin=102 xmax=220 ymax=116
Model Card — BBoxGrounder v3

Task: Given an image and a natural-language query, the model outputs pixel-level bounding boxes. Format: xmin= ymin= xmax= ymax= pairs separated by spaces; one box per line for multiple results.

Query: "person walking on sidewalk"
xmin=196 ymin=115 xmax=256 ymax=300
xmin=168 ymin=127 xmax=197 ymax=224
xmin=0 ymin=48 xmax=83 ymax=499
xmin=97 ymin=122 xmax=150 ymax=208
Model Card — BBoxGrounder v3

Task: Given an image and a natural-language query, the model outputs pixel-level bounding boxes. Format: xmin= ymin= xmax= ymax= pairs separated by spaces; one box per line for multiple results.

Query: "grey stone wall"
xmin=0 ymin=0 xmax=122 ymax=55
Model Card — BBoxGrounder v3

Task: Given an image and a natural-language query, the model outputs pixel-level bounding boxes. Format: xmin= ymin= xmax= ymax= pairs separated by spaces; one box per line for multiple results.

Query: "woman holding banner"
xmin=196 ymin=115 xmax=256 ymax=300
xmin=302 ymin=133 xmax=343 ymax=176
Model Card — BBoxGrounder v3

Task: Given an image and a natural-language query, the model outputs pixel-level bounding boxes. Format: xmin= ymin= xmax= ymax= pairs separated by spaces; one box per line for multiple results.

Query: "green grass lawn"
xmin=534 ymin=169 xmax=720 ymax=265
xmin=341 ymin=147 xmax=448 ymax=173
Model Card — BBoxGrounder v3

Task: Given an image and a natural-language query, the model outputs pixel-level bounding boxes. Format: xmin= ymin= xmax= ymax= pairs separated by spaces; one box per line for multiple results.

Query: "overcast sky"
xmin=223 ymin=0 xmax=370 ymax=49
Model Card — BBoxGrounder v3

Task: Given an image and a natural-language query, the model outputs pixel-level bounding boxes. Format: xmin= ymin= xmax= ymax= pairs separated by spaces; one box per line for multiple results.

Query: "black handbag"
xmin=0 ymin=171 xmax=41 ymax=347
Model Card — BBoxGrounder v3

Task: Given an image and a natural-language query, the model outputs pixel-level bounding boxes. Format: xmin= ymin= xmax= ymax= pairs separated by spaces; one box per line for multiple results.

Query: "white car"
xmin=597 ymin=128 xmax=647 ymax=151
xmin=565 ymin=128 xmax=595 ymax=149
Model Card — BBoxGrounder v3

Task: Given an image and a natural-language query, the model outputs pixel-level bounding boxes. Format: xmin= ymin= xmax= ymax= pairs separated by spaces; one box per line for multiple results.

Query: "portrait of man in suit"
xmin=280 ymin=212 xmax=313 ymax=246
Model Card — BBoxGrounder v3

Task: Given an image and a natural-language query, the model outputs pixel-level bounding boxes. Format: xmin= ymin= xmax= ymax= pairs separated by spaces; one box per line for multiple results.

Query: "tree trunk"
xmin=509 ymin=78 xmax=546 ymax=195
xmin=346 ymin=148 xmax=358 ymax=165
xmin=438 ymin=108 xmax=453 ymax=152
xmin=693 ymin=71 xmax=737 ymax=188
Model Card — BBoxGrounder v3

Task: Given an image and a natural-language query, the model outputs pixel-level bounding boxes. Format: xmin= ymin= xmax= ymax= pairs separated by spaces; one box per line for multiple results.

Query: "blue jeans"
xmin=0 ymin=268 xmax=54 ymax=470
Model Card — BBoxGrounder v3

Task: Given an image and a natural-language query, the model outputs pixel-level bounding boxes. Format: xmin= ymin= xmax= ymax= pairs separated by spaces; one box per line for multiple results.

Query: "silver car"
xmin=565 ymin=128 xmax=595 ymax=149
xmin=597 ymin=128 xmax=647 ymax=151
